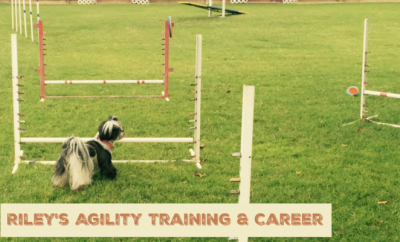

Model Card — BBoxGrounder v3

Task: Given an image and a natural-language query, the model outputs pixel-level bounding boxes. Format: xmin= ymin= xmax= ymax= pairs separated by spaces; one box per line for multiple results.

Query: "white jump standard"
xmin=360 ymin=19 xmax=400 ymax=128
xmin=11 ymin=33 xmax=203 ymax=174
xmin=229 ymin=85 xmax=256 ymax=242
xmin=35 ymin=18 xmax=174 ymax=101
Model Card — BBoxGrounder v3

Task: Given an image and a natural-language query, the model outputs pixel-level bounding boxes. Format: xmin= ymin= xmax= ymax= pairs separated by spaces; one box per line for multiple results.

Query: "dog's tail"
xmin=52 ymin=136 xmax=94 ymax=191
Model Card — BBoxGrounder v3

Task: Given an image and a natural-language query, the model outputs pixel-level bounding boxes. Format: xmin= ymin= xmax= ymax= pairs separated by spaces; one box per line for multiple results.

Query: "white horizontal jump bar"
xmin=368 ymin=120 xmax=400 ymax=128
xmin=365 ymin=90 xmax=400 ymax=99
xmin=23 ymin=159 xmax=196 ymax=165
xmin=45 ymin=80 xmax=164 ymax=84
xmin=20 ymin=137 xmax=194 ymax=143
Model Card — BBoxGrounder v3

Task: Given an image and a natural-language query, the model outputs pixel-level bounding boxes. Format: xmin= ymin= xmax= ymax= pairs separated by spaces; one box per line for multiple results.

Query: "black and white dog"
xmin=51 ymin=116 xmax=125 ymax=191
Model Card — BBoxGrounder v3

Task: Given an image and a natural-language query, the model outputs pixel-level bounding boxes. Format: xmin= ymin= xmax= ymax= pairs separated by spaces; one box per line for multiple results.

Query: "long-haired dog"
xmin=52 ymin=116 xmax=125 ymax=191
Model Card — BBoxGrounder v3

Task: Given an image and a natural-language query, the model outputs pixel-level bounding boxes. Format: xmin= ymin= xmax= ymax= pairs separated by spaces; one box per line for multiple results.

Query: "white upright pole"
xmin=36 ymin=0 xmax=39 ymax=22
xmin=36 ymin=0 xmax=39 ymax=43
xmin=11 ymin=34 xmax=21 ymax=174
xmin=12 ymin=0 xmax=14 ymax=29
xmin=208 ymin=0 xmax=212 ymax=17
xmin=15 ymin=0 xmax=18 ymax=32
xmin=238 ymin=85 xmax=255 ymax=205
xmin=19 ymin=0 xmax=22 ymax=34
xmin=238 ymin=85 xmax=255 ymax=242
xmin=23 ymin=0 xmax=27 ymax=38
xmin=222 ymin=0 xmax=225 ymax=17
xmin=193 ymin=35 xmax=202 ymax=169
xmin=229 ymin=85 xmax=255 ymax=242
xmin=29 ymin=0 xmax=33 ymax=41
xmin=360 ymin=19 xmax=368 ymax=120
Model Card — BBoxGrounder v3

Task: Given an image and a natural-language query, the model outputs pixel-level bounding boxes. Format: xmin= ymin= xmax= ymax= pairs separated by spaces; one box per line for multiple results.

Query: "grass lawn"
xmin=1 ymin=2 xmax=400 ymax=241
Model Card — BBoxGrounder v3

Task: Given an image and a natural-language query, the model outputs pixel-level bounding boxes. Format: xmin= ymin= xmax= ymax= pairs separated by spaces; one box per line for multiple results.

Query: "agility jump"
xmin=34 ymin=17 xmax=174 ymax=101
xmin=11 ymin=33 xmax=202 ymax=174
xmin=360 ymin=19 xmax=400 ymax=128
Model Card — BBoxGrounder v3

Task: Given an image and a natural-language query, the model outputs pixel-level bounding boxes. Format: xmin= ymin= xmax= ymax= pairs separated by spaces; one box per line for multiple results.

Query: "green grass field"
xmin=1 ymin=2 xmax=400 ymax=241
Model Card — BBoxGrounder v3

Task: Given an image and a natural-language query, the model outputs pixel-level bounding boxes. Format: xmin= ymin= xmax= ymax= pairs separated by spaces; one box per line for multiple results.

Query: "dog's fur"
xmin=51 ymin=116 xmax=125 ymax=191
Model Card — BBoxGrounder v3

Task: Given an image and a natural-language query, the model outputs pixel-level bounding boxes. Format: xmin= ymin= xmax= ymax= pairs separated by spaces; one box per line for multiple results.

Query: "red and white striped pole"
xmin=364 ymin=91 xmax=400 ymax=99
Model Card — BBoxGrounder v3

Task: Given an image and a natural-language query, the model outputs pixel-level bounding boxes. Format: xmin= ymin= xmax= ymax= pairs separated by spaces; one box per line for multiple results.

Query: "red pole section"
xmin=34 ymin=20 xmax=45 ymax=100
xmin=163 ymin=20 xmax=170 ymax=99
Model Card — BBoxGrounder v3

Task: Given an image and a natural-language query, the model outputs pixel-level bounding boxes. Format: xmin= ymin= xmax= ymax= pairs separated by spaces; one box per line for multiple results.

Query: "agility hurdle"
xmin=11 ymin=34 xmax=203 ymax=174
xmin=229 ymin=85 xmax=255 ymax=242
xmin=359 ymin=19 xmax=400 ymax=128
xmin=34 ymin=18 xmax=174 ymax=101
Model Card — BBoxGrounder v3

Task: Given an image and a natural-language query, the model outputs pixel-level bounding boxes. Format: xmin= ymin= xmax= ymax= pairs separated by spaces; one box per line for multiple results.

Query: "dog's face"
xmin=98 ymin=116 xmax=125 ymax=142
